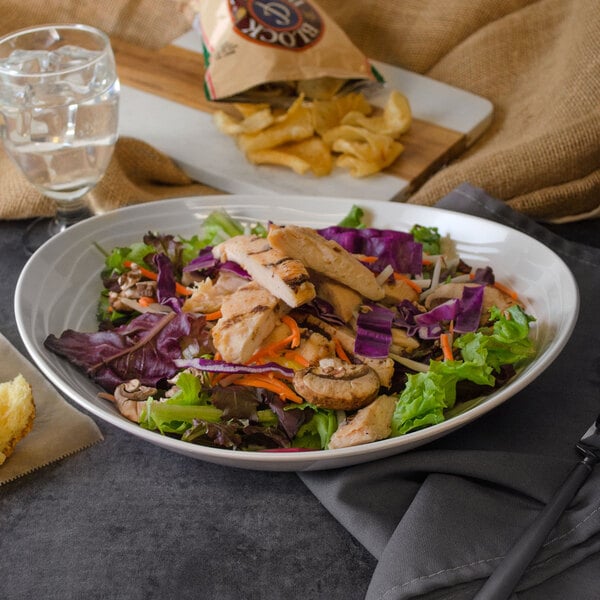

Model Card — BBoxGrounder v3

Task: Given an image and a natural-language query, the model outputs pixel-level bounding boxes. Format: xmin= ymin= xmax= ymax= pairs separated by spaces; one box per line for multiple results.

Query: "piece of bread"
xmin=0 ymin=374 xmax=35 ymax=465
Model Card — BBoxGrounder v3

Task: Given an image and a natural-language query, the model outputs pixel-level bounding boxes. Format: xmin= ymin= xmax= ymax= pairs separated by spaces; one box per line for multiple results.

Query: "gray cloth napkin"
xmin=300 ymin=183 xmax=600 ymax=599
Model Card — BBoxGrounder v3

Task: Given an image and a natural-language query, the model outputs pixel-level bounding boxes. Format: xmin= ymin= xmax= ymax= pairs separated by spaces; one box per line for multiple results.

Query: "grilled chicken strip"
xmin=267 ymin=225 xmax=385 ymax=301
xmin=312 ymin=274 xmax=362 ymax=323
xmin=211 ymin=281 xmax=285 ymax=363
xmin=328 ymin=394 xmax=396 ymax=449
xmin=213 ymin=234 xmax=316 ymax=308
xmin=182 ymin=271 xmax=248 ymax=314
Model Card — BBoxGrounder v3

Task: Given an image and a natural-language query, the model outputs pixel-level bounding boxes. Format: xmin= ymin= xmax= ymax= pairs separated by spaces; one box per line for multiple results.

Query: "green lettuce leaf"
xmin=292 ymin=405 xmax=338 ymax=449
xmin=337 ymin=205 xmax=366 ymax=228
xmin=139 ymin=399 xmax=223 ymax=434
xmin=391 ymin=304 xmax=536 ymax=436
xmin=391 ymin=366 xmax=456 ymax=436
xmin=455 ymin=305 xmax=536 ymax=371
xmin=196 ymin=210 xmax=267 ymax=247
xmin=165 ymin=372 xmax=206 ymax=405
xmin=410 ymin=224 xmax=441 ymax=255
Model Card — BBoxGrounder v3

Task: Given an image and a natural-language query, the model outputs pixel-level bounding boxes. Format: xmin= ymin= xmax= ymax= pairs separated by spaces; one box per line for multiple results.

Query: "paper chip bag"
xmin=190 ymin=0 xmax=383 ymax=103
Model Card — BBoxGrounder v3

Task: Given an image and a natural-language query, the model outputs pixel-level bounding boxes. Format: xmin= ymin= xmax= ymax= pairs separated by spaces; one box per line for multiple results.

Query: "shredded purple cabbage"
xmin=174 ymin=357 xmax=294 ymax=378
xmin=454 ymin=285 xmax=484 ymax=333
xmin=406 ymin=285 xmax=484 ymax=339
xmin=354 ymin=303 xmax=395 ymax=358
xmin=219 ymin=261 xmax=251 ymax=279
xmin=471 ymin=266 xmax=495 ymax=285
xmin=317 ymin=226 xmax=423 ymax=275
xmin=414 ymin=299 xmax=458 ymax=339
xmin=393 ymin=300 xmax=422 ymax=337
xmin=297 ymin=297 xmax=345 ymax=325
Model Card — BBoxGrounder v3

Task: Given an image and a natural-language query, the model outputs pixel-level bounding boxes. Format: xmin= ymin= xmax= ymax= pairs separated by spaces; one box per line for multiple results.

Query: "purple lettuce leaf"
xmin=152 ymin=253 xmax=182 ymax=311
xmin=44 ymin=312 xmax=205 ymax=392
xmin=182 ymin=418 xmax=291 ymax=450
xmin=183 ymin=245 xmax=217 ymax=273
xmin=183 ymin=246 xmax=250 ymax=280
xmin=210 ymin=385 xmax=260 ymax=420
xmin=265 ymin=396 xmax=310 ymax=440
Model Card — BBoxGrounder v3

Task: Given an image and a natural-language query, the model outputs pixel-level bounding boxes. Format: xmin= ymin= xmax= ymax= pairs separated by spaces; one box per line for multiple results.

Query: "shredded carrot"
xmin=356 ymin=255 xmax=378 ymax=263
xmin=247 ymin=334 xmax=295 ymax=363
xmin=235 ymin=374 xmax=303 ymax=403
xmin=204 ymin=309 xmax=222 ymax=321
xmin=210 ymin=372 xmax=228 ymax=386
xmin=281 ymin=350 xmax=310 ymax=368
xmin=281 ymin=314 xmax=301 ymax=348
xmin=440 ymin=333 xmax=454 ymax=361
xmin=247 ymin=316 xmax=302 ymax=364
xmin=216 ymin=373 xmax=242 ymax=387
xmin=493 ymin=281 xmax=519 ymax=301
xmin=123 ymin=260 xmax=192 ymax=297
xmin=422 ymin=258 xmax=433 ymax=266
xmin=138 ymin=296 xmax=155 ymax=308
xmin=469 ymin=272 xmax=519 ymax=301
xmin=333 ymin=337 xmax=351 ymax=362
xmin=392 ymin=272 xmax=422 ymax=293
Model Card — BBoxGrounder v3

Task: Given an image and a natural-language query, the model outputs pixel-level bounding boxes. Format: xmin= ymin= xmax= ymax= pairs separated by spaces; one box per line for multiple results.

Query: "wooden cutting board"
xmin=112 ymin=35 xmax=492 ymax=201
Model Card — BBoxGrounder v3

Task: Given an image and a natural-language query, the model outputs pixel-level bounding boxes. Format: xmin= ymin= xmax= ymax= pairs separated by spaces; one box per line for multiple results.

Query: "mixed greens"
xmin=45 ymin=208 xmax=536 ymax=452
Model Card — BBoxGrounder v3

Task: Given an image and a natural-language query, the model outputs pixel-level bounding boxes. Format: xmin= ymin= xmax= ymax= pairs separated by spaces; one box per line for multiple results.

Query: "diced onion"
xmin=375 ymin=264 xmax=394 ymax=286
xmin=389 ymin=353 xmax=429 ymax=372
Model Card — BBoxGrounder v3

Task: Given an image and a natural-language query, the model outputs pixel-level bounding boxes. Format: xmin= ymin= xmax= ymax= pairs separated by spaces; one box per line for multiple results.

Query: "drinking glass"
xmin=0 ymin=24 xmax=120 ymax=251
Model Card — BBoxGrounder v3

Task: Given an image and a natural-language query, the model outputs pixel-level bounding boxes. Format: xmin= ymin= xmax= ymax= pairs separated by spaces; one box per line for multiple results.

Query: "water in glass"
xmin=0 ymin=42 xmax=119 ymax=203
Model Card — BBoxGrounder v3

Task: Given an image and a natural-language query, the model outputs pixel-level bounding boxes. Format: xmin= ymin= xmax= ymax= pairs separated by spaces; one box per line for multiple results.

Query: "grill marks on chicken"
xmin=213 ymin=235 xmax=316 ymax=308
xmin=208 ymin=226 xmax=400 ymax=425
xmin=210 ymin=282 xmax=285 ymax=363
xmin=267 ymin=224 xmax=385 ymax=301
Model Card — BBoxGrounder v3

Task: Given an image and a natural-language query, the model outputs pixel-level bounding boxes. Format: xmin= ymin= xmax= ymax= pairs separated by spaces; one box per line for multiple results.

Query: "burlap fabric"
xmin=1 ymin=0 xmax=598 ymax=221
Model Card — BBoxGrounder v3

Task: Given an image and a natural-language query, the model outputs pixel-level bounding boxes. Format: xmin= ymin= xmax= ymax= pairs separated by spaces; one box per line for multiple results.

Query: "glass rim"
xmin=0 ymin=23 xmax=113 ymax=78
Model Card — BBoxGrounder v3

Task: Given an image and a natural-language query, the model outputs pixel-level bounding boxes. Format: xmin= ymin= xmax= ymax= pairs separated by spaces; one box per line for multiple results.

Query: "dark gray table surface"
xmin=0 ymin=214 xmax=598 ymax=600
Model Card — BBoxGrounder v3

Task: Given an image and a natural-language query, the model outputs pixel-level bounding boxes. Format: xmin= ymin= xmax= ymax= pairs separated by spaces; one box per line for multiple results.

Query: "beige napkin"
xmin=0 ymin=0 xmax=598 ymax=222
xmin=0 ymin=333 xmax=103 ymax=486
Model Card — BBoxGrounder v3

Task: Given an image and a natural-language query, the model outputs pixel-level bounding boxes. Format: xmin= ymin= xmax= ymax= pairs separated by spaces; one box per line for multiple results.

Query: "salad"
xmin=44 ymin=207 xmax=536 ymax=452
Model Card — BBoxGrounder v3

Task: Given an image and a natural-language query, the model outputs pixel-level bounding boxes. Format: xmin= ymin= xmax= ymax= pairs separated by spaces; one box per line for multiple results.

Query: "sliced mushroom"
xmin=111 ymin=379 xmax=157 ymax=422
xmin=293 ymin=358 xmax=380 ymax=411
